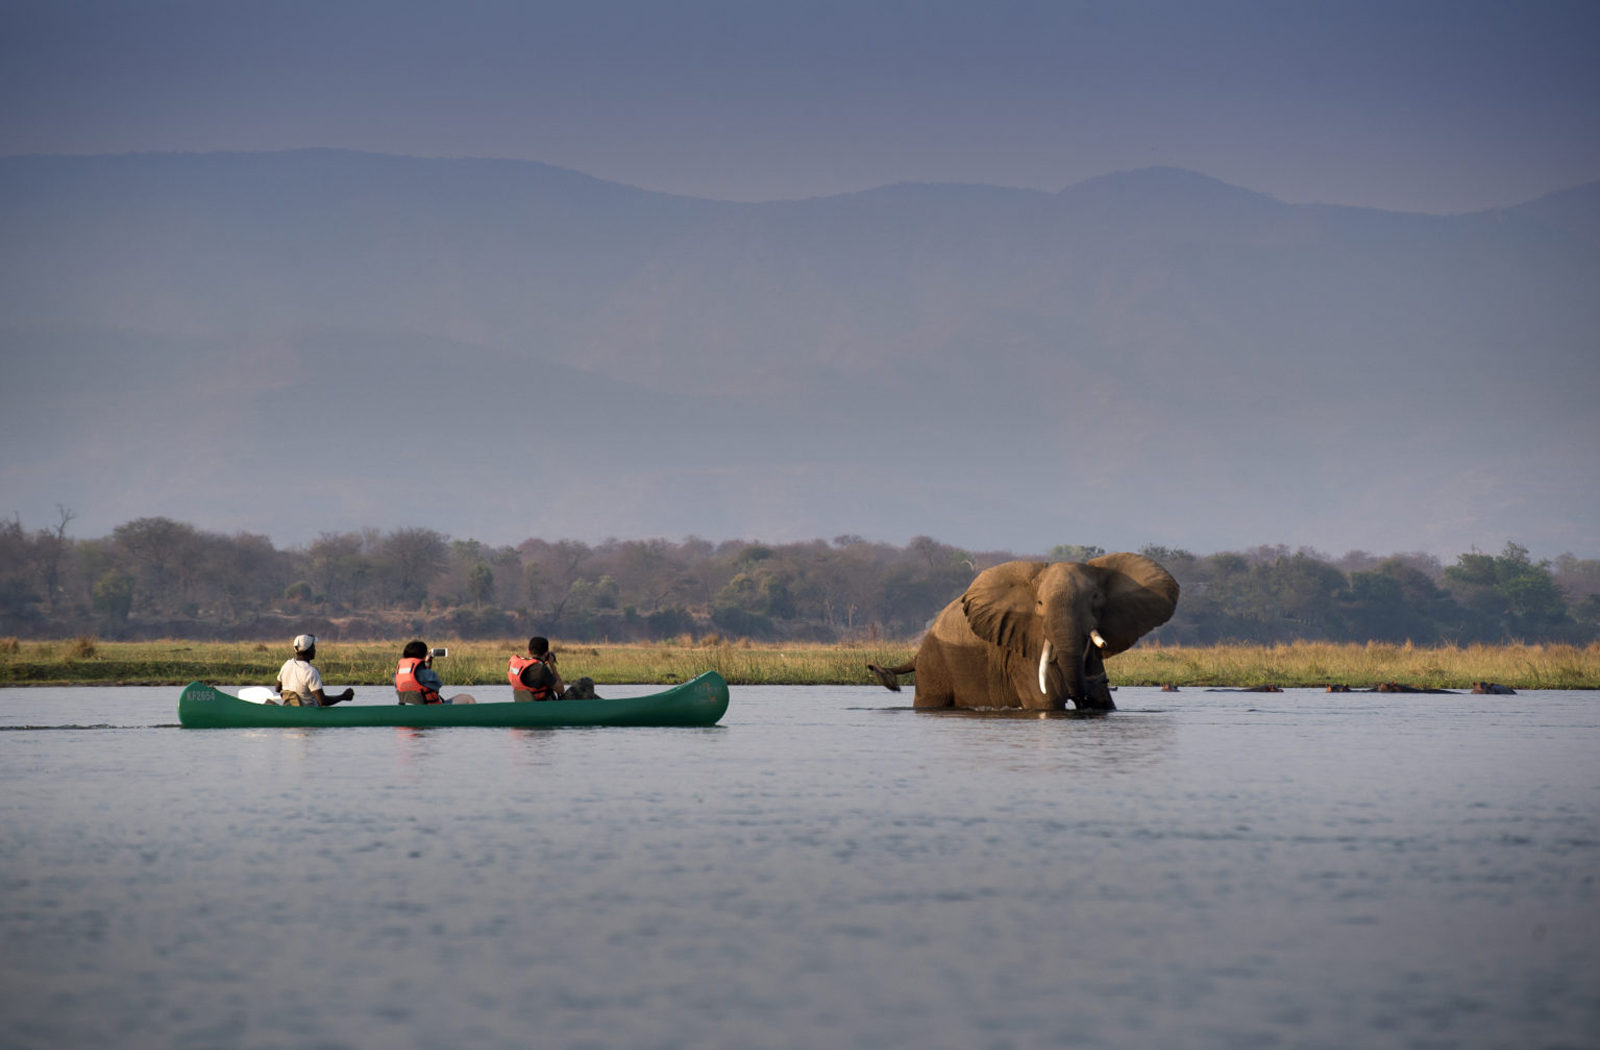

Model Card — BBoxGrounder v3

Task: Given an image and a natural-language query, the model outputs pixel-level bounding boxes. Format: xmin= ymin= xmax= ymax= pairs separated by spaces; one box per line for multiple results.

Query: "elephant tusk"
xmin=1090 ymin=629 xmax=1107 ymax=649
xmin=1039 ymin=641 xmax=1052 ymax=696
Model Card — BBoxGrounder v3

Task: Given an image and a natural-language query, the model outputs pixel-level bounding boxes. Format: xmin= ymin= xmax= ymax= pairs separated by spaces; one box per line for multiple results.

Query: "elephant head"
xmin=961 ymin=553 xmax=1179 ymax=711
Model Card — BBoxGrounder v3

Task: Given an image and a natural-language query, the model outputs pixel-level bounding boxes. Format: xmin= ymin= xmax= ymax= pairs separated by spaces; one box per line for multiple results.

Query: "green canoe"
xmin=178 ymin=671 xmax=729 ymax=729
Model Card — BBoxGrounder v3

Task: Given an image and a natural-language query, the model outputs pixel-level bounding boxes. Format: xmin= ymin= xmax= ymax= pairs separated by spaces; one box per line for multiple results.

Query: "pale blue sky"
xmin=2 ymin=0 xmax=1596 ymax=212
xmin=2 ymin=1 xmax=1597 ymax=558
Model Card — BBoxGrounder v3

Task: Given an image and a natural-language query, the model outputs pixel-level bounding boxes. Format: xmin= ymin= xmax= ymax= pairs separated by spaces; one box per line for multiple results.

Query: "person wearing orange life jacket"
xmin=509 ymin=635 xmax=566 ymax=701
xmin=395 ymin=640 xmax=446 ymax=704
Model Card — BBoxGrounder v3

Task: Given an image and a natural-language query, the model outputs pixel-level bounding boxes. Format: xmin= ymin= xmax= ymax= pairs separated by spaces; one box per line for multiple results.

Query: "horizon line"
xmin=2 ymin=147 xmax=1590 ymax=216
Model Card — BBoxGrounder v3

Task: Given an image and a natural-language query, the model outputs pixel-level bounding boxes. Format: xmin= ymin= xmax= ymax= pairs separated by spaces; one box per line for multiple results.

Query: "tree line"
xmin=3 ymin=512 xmax=1598 ymax=646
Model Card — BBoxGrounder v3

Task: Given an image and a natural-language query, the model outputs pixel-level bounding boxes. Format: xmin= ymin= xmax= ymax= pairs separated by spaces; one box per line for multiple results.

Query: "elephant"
xmin=868 ymin=553 xmax=1179 ymax=711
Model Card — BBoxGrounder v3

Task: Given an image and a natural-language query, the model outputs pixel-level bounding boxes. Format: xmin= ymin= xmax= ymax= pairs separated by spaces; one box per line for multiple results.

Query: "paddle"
xmin=237 ymin=685 xmax=477 ymax=704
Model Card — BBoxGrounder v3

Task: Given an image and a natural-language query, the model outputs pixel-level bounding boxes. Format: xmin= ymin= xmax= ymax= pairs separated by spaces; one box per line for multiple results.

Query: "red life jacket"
xmin=508 ymin=654 xmax=552 ymax=699
xmin=395 ymin=657 xmax=443 ymax=703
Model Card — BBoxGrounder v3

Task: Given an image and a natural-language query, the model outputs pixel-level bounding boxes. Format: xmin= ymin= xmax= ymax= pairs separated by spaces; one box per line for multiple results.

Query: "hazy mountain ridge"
xmin=1 ymin=151 xmax=1595 ymax=556
xmin=1499 ymin=179 xmax=1600 ymax=240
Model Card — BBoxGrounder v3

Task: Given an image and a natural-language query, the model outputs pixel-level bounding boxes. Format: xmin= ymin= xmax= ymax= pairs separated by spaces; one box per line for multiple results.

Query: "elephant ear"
xmin=961 ymin=561 xmax=1047 ymax=652
xmin=1087 ymin=552 xmax=1180 ymax=655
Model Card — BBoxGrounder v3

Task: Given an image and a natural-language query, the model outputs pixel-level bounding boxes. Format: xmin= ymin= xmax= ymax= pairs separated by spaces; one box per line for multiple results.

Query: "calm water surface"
xmin=1 ymin=685 xmax=1596 ymax=1050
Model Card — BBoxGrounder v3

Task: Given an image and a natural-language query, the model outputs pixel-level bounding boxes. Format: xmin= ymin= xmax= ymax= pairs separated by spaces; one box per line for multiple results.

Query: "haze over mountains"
xmin=2 ymin=150 xmax=1596 ymax=557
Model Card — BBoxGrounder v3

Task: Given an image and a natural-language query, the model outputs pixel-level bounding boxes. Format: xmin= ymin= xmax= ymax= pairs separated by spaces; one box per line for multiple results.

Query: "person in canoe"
xmin=276 ymin=634 xmax=354 ymax=707
xmin=395 ymin=641 xmax=476 ymax=705
xmin=509 ymin=636 xmax=567 ymax=701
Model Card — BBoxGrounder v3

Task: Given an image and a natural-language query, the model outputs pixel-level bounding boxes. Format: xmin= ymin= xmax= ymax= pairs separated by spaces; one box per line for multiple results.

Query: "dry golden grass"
xmin=0 ymin=637 xmax=1595 ymax=689
xmin=0 ymin=638 xmax=910 ymax=687
xmin=1115 ymin=640 xmax=1600 ymax=690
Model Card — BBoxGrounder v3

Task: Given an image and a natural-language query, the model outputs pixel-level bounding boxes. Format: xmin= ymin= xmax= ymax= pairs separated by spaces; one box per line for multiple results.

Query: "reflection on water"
xmin=0 ymin=685 xmax=1596 ymax=1050
xmin=915 ymin=705 xmax=1179 ymax=776
xmin=912 ymin=705 xmax=1109 ymax=718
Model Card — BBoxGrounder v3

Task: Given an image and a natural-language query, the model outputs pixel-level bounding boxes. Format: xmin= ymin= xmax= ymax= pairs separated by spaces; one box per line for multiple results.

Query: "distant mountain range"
xmin=1 ymin=150 xmax=1596 ymax=557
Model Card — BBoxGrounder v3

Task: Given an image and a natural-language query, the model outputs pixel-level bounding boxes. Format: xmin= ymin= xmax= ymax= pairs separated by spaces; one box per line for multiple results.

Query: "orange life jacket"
xmin=395 ymin=657 xmax=443 ymax=703
xmin=508 ymin=654 xmax=552 ymax=699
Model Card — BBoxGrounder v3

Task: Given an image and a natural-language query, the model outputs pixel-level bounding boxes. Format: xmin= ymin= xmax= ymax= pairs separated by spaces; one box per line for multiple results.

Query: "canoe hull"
xmin=178 ymin=672 xmax=729 ymax=729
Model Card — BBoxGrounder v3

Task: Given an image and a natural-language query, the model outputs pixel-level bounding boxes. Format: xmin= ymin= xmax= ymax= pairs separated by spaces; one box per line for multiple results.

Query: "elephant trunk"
xmin=1038 ymin=630 xmax=1115 ymax=711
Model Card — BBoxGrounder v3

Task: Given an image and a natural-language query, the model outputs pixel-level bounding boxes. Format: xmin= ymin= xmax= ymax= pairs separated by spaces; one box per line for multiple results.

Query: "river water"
xmin=1 ymin=685 xmax=1595 ymax=1050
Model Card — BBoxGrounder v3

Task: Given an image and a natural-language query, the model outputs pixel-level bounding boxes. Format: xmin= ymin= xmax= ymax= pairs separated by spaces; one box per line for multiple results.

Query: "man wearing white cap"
xmin=275 ymin=634 xmax=355 ymax=707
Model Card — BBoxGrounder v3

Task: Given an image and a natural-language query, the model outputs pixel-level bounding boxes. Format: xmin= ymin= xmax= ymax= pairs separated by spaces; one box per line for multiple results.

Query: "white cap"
xmin=292 ymin=634 xmax=316 ymax=652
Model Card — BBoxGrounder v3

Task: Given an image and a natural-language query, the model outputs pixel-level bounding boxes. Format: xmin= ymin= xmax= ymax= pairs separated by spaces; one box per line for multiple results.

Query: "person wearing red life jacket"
xmin=509 ymin=636 xmax=566 ymax=702
xmin=395 ymin=640 xmax=446 ymax=704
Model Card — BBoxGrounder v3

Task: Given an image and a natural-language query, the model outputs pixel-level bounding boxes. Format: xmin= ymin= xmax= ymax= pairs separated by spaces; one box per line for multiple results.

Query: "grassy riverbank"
xmin=3 ymin=637 xmax=1598 ymax=690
